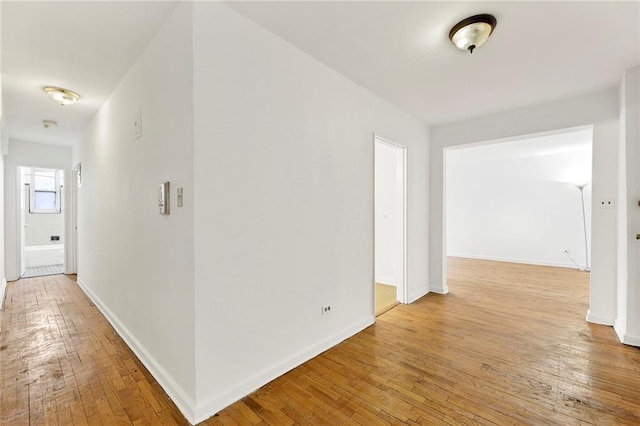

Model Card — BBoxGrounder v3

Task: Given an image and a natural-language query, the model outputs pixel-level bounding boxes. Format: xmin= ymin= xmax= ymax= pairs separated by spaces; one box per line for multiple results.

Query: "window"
xmin=29 ymin=169 xmax=63 ymax=214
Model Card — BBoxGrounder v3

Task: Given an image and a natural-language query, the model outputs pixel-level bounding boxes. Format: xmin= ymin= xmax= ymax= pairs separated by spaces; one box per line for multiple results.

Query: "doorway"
xmin=374 ymin=136 xmax=407 ymax=316
xmin=18 ymin=167 xmax=66 ymax=278
xmin=443 ymin=127 xmax=593 ymax=286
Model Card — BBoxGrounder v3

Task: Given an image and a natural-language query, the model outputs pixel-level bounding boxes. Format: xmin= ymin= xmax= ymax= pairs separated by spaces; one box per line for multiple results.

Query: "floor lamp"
xmin=576 ymin=183 xmax=591 ymax=272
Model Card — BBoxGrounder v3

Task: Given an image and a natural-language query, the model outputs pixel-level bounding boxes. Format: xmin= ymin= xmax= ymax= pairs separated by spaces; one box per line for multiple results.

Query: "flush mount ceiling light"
xmin=449 ymin=14 xmax=497 ymax=54
xmin=43 ymin=86 xmax=80 ymax=106
xmin=42 ymin=119 xmax=58 ymax=129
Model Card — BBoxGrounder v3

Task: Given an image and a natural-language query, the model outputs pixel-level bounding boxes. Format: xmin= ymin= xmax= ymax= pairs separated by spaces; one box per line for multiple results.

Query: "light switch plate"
xmin=177 ymin=187 xmax=183 ymax=207
xmin=158 ymin=182 xmax=169 ymax=215
xmin=133 ymin=107 xmax=142 ymax=141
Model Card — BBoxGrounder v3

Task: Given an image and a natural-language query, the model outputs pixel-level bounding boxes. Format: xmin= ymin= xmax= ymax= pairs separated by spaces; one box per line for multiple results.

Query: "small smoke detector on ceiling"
xmin=42 ymin=119 xmax=58 ymax=129
xmin=43 ymin=86 xmax=80 ymax=106
xmin=449 ymin=14 xmax=497 ymax=54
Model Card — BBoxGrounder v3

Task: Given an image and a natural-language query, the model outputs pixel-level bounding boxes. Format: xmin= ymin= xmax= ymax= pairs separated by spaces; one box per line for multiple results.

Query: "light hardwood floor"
xmin=375 ymin=283 xmax=398 ymax=316
xmin=2 ymin=259 xmax=640 ymax=425
xmin=0 ymin=274 xmax=188 ymax=425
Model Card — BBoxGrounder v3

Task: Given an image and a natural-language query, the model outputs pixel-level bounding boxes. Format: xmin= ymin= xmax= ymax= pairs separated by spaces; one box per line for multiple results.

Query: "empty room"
xmin=1 ymin=1 xmax=639 ymax=425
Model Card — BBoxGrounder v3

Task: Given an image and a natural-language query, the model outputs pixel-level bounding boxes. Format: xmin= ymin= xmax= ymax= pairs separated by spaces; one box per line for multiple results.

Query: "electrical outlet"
xmin=321 ymin=305 xmax=332 ymax=315
xmin=598 ymin=199 xmax=615 ymax=209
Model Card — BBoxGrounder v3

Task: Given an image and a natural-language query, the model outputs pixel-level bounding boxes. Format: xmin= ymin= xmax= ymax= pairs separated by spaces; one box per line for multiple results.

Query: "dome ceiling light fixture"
xmin=43 ymin=86 xmax=80 ymax=106
xmin=449 ymin=14 xmax=497 ymax=54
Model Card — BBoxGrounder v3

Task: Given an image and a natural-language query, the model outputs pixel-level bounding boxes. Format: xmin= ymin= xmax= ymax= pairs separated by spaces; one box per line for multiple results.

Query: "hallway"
xmin=0 ymin=274 xmax=187 ymax=424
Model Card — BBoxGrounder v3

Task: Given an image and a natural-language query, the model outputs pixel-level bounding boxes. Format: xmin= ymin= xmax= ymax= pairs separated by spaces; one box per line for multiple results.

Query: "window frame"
xmin=28 ymin=168 xmax=63 ymax=214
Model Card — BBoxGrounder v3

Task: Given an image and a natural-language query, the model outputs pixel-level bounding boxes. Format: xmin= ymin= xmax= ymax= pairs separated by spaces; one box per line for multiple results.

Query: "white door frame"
xmin=15 ymin=165 xmax=71 ymax=277
xmin=374 ymin=134 xmax=408 ymax=305
xmin=66 ymin=165 xmax=79 ymax=274
xmin=18 ymin=168 xmax=27 ymax=277
xmin=440 ymin=125 xmax=594 ymax=291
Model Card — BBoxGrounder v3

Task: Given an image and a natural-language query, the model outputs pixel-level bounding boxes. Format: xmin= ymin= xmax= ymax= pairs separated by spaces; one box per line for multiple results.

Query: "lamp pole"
xmin=577 ymin=184 xmax=590 ymax=271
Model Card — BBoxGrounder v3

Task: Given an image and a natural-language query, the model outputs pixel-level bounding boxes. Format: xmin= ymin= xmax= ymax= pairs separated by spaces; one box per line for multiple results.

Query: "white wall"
xmin=0 ymin=1 xmax=6 ymax=308
xmin=191 ymin=2 xmax=428 ymax=421
xmin=25 ymin=210 xmax=64 ymax=246
xmin=446 ymin=132 xmax=592 ymax=268
xmin=375 ymin=141 xmax=403 ymax=286
xmin=616 ymin=66 xmax=640 ymax=346
xmin=431 ymin=89 xmax=619 ymax=324
xmin=3 ymin=139 xmax=71 ymax=280
xmin=75 ymin=2 xmax=196 ymax=416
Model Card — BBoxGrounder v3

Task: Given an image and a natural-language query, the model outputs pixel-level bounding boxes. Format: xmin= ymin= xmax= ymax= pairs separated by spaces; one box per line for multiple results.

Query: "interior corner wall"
xmin=430 ymin=88 xmax=619 ymax=323
xmin=446 ymin=146 xmax=593 ymax=269
xmin=0 ymin=2 xmax=5 ymax=308
xmin=191 ymin=2 xmax=428 ymax=420
xmin=3 ymin=140 xmax=71 ymax=281
xmin=616 ymin=66 xmax=640 ymax=346
xmin=75 ymin=2 xmax=196 ymax=419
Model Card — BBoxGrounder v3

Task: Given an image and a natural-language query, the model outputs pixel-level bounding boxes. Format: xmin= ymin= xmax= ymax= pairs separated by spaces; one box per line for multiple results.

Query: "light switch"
xmin=177 ymin=187 xmax=183 ymax=207
xmin=133 ymin=107 xmax=142 ymax=141
xmin=158 ymin=182 xmax=169 ymax=215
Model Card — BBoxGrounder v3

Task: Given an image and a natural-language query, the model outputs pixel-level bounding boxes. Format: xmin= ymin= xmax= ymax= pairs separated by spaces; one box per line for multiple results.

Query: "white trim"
xmin=15 ymin=167 xmax=24 ymax=280
xmin=76 ymin=277 xmax=197 ymax=424
xmin=447 ymin=253 xmax=582 ymax=270
xmin=586 ymin=309 xmax=615 ymax=326
xmin=428 ymin=286 xmax=449 ymax=295
xmin=614 ymin=319 xmax=640 ymax=347
xmin=374 ymin=134 xmax=408 ymax=304
xmin=193 ymin=316 xmax=374 ymax=424
xmin=408 ymin=289 xmax=430 ymax=303
xmin=66 ymin=166 xmax=79 ymax=274
xmin=614 ymin=320 xmax=627 ymax=341
xmin=0 ymin=278 xmax=7 ymax=311
xmin=619 ymin=332 xmax=640 ymax=347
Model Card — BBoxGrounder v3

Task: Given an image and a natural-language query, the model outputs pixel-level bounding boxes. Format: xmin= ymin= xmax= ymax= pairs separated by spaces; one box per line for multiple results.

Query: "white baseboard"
xmin=620 ymin=332 xmax=640 ymax=347
xmin=0 ymin=278 xmax=7 ymax=311
xmin=407 ymin=289 xmax=430 ymax=303
xmin=76 ymin=277 xmax=197 ymax=424
xmin=193 ymin=316 xmax=375 ymax=424
xmin=448 ymin=253 xmax=580 ymax=269
xmin=614 ymin=320 xmax=640 ymax=347
xmin=586 ymin=309 xmax=615 ymax=326
xmin=428 ymin=285 xmax=449 ymax=295
xmin=614 ymin=320 xmax=627 ymax=342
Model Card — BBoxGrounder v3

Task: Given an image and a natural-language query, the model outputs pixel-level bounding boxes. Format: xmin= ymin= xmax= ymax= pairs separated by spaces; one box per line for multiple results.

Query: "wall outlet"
xmin=321 ymin=305 xmax=332 ymax=315
xmin=598 ymin=198 xmax=615 ymax=209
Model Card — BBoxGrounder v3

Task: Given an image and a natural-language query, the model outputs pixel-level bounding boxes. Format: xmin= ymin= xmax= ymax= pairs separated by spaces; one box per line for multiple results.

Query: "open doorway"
xmin=444 ymin=127 xmax=593 ymax=286
xmin=18 ymin=166 xmax=66 ymax=278
xmin=374 ymin=136 xmax=407 ymax=316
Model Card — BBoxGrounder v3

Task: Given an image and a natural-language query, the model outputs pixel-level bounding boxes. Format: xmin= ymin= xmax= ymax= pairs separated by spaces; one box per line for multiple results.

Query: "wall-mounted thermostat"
xmin=158 ymin=182 xmax=170 ymax=215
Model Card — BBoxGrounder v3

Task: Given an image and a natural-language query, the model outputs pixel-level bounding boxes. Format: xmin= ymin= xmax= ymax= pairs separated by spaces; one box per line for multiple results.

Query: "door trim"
xmin=374 ymin=134 xmax=408 ymax=306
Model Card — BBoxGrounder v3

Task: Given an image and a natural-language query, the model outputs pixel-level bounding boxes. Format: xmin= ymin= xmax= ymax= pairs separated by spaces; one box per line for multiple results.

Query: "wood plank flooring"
xmin=375 ymin=283 xmax=398 ymax=316
xmin=205 ymin=258 xmax=640 ymax=425
xmin=0 ymin=274 xmax=188 ymax=425
xmin=2 ymin=258 xmax=640 ymax=425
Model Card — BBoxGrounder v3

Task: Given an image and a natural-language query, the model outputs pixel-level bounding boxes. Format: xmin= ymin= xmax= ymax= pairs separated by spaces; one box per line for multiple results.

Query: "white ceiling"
xmin=2 ymin=1 xmax=178 ymax=146
xmin=2 ymin=1 xmax=639 ymax=147
xmin=226 ymin=1 xmax=639 ymax=125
